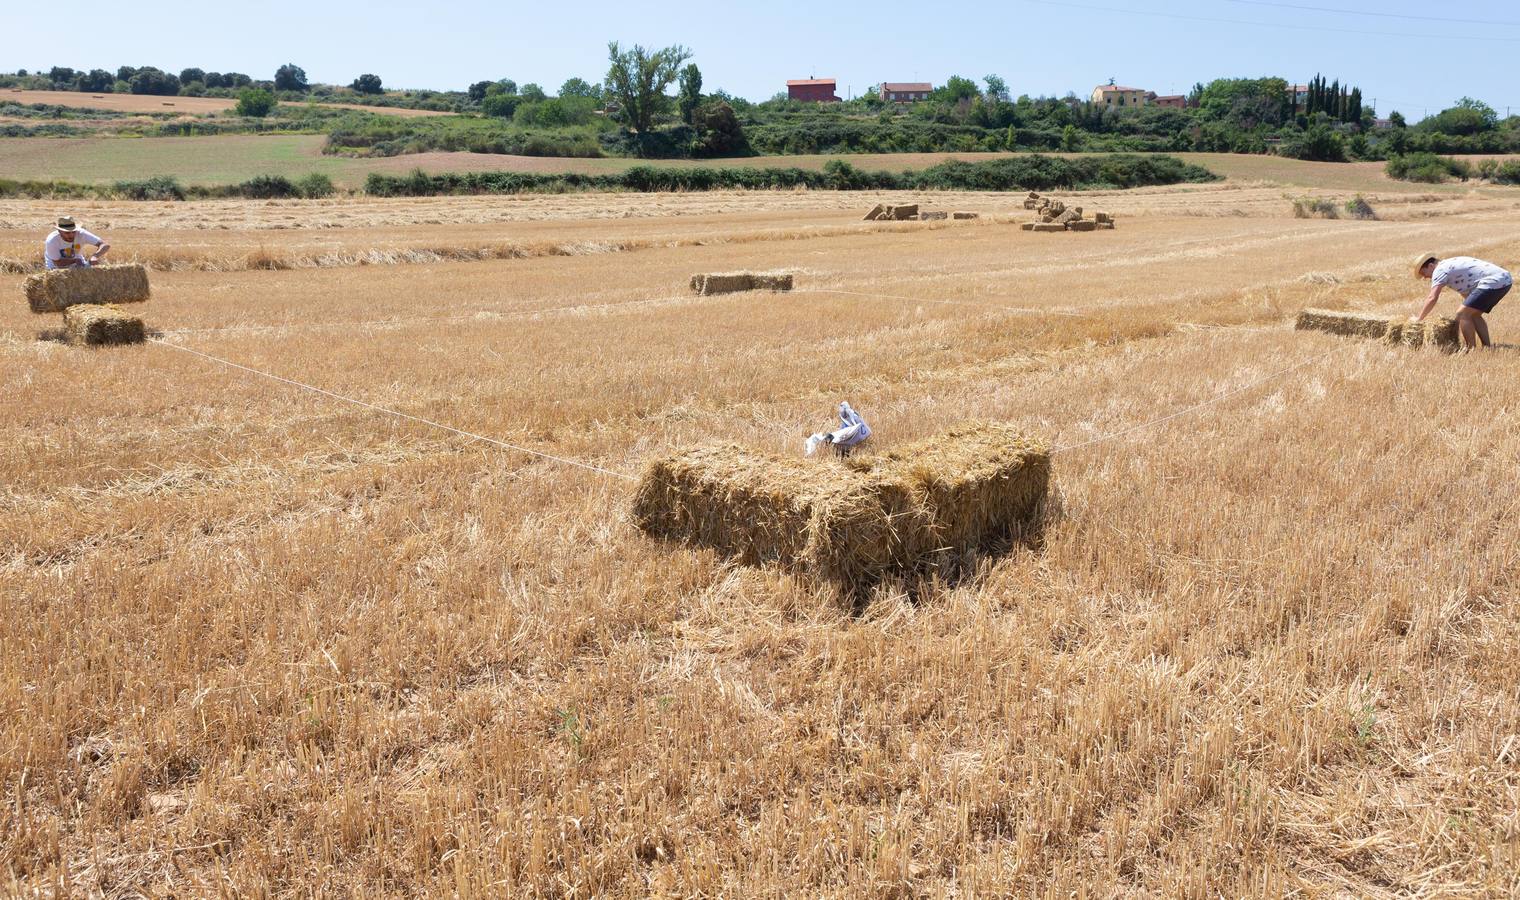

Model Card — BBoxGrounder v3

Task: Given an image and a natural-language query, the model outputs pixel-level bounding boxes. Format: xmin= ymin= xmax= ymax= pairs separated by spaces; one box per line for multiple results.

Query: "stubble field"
xmin=3 ymin=173 xmax=1520 ymax=895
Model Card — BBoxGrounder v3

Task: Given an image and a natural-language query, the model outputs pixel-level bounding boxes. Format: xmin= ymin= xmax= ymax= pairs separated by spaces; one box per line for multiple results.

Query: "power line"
xmin=1219 ymin=0 xmax=1520 ymax=28
xmin=1016 ymin=0 xmax=1520 ymax=41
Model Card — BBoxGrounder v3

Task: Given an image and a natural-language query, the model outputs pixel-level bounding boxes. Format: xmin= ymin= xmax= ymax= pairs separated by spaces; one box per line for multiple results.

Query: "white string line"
xmin=1051 ymin=348 xmax=1338 ymax=455
xmin=808 ymin=287 xmax=1091 ymax=318
xmin=146 ymin=338 xmax=638 ymax=482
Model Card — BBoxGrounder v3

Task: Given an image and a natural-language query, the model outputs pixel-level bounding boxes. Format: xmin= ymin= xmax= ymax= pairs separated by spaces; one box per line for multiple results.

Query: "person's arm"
xmin=80 ymin=231 xmax=109 ymax=262
xmin=1412 ymin=283 xmax=1442 ymax=322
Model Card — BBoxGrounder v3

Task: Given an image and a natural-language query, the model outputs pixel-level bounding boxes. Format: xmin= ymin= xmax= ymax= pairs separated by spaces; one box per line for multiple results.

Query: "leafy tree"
xmin=984 ymin=74 xmax=1009 ymax=102
xmin=1389 ymin=110 xmax=1406 ymax=129
xmin=678 ymin=63 xmax=702 ymax=125
xmin=129 ymin=67 xmax=180 ymax=96
xmin=78 ymin=69 xmax=114 ymax=92
xmin=179 ymin=68 xmax=205 ymax=86
xmin=1061 ymin=124 xmax=1081 ymax=151
xmin=559 ymin=77 xmax=600 ymax=100
xmin=480 ymin=93 xmax=520 ymax=118
xmin=235 ymin=87 xmax=277 ymax=117
xmin=48 ymin=67 xmax=78 ymax=88
xmin=498 ymin=79 xmax=517 ymax=95
xmin=604 ymin=41 xmax=692 ymax=134
xmin=274 ymin=63 xmax=308 ymax=92
xmin=519 ymin=82 xmax=547 ymax=102
xmin=351 ymin=73 xmax=384 ymax=94
xmin=937 ymin=75 xmax=980 ymax=104
xmin=225 ymin=73 xmax=253 ymax=88
xmin=203 ymin=72 xmax=225 ymax=88
xmin=116 ymin=66 xmax=137 ymax=83
xmin=467 ymin=80 xmax=495 ymax=102
xmin=1421 ymin=98 xmax=1497 ymax=136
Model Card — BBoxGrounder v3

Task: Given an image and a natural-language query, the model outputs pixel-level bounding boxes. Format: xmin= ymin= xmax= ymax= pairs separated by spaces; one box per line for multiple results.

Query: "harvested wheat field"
xmin=3 ymin=178 xmax=1520 ymax=896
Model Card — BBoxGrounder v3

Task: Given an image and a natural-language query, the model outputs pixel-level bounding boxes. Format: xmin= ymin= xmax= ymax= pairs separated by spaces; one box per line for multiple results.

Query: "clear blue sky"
xmin=11 ymin=0 xmax=1520 ymax=119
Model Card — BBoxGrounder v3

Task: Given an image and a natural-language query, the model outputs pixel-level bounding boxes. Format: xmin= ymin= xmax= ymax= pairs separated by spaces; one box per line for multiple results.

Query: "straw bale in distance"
xmin=1020 ymin=223 xmax=1036 ymax=231
xmin=864 ymin=204 xmax=887 ymax=221
xmin=1023 ymin=200 xmax=1040 ymax=209
xmin=749 ymin=273 xmax=794 ymax=292
xmin=952 ymin=212 xmax=979 ymax=220
xmin=1295 ymin=308 xmax=1392 ymax=340
xmin=1068 ymin=221 xmax=1099 ymax=232
xmin=920 ymin=211 xmax=949 ymax=221
xmin=63 ymin=304 xmax=145 ymax=346
xmin=886 ymin=204 xmax=920 ymax=221
xmin=23 ymin=264 xmax=151 ymax=314
xmin=1032 ymin=223 xmax=1068 ymax=233
xmin=690 ymin=273 xmax=755 ymax=295
xmin=632 ymin=424 xmax=1049 ymax=590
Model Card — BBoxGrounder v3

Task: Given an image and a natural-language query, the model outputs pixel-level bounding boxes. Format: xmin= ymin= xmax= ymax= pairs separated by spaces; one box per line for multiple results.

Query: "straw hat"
xmin=1413 ymin=252 xmax=1439 ymax=276
xmin=56 ymin=215 xmax=76 ymax=230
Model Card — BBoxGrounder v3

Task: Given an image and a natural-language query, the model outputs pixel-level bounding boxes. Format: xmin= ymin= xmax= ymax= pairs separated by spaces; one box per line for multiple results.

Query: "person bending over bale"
xmin=1412 ymin=252 xmax=1512 ymax=350
xmin=805 ymin=402 xmax=872 ymax=458
xmin=44 ymin=216 xmax=110 ymax=270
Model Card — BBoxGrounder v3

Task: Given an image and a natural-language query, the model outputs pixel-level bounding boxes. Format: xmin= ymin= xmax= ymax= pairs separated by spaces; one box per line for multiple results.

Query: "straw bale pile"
xmin=1022 ymin=197 xmax=1115 ymax=232
xmin=690 ymin=272 xmax=794 ymax=295
xmin=864 ymin=204 xmax=921 ymax=221
xmin=24 ymin=264 xmax=151 ymax=313
xmin=63 ymin=304 xmax=145 ymax=346
xmin=632 ymin=424 xmax=1049 ymax=591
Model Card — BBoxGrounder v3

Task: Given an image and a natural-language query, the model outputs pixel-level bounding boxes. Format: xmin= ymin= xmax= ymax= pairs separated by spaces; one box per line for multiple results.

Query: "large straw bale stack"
xmin=633 ymin=425 xmax=1049 ymax=590
xmin=63 ymin=304 xmax=145 ymax=346
xmin=1295 ymin=308 xmax=1392 ymax=340
xmin=24 ymin=264 xmax=151 ymax=314
xmin=1020 ymin=223 xmax=1036 ymax=231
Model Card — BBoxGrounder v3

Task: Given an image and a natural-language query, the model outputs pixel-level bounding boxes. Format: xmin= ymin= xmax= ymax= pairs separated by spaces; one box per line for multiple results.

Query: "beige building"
xmin=1091 ymin=84 xmax=1148 ymax=108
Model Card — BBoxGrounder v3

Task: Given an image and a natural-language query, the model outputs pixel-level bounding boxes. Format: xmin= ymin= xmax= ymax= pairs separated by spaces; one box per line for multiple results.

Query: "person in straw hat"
xmin=1411 ymin=252 xmax=1512 ymax=350
xmin=43 ymin=216 xmax=111 ymax=270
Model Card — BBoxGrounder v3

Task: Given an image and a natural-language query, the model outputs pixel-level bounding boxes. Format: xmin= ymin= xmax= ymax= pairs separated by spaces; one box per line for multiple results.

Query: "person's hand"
xmin=1409 ymin=315 xmax=1421 ymax=323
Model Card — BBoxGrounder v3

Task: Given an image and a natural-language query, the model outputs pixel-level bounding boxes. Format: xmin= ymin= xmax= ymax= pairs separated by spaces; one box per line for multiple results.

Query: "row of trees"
xmin=22 ymin=64 xmax=383 ymax=97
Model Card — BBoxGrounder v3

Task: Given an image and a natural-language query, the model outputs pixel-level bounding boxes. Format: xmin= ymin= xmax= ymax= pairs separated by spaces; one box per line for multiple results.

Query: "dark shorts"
xmin=1463 ymin=282 xmax=1511 ymax=314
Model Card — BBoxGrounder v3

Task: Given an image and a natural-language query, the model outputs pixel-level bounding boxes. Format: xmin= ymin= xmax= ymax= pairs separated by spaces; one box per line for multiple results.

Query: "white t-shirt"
xmin=1431 ymin=256 xmax=1513 ymax=298
xmin=43 ymin=228 xmax=103 ymax=269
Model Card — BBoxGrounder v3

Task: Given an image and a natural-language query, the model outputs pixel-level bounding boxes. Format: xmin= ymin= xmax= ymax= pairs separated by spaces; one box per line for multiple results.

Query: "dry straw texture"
xmin=62 ymin=304 xmax=146 ymax=346
xmin=631 ymin=424 xmax=1048 ymax=591
xmin=689 ymin=272 xmax=795 ymax=295
xmin=23 ymin=264 xmax=151 ymax=314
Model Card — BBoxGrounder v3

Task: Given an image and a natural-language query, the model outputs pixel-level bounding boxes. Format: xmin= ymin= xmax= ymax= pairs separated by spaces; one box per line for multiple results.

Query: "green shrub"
xmin=1385 ymin=152 xmax=1472 ymax=183
xmin=1493 ymin=161 xmax=1520 ymax=185
xmin=237 ymin=175 xmax=300 ymax=198
xmin=235 ymin=88 xmax=277 ymax=118
xmin=112 ymin=175 xmax=185 ymax=200
xmin=294 ymin=172 xmax=335 ymax=198
xmin=1344 ymin=195 xmax=1377 ymax=220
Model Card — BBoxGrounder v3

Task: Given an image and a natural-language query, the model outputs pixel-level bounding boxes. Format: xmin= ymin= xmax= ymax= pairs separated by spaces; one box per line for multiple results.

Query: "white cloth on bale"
xmin=805 ymin=402 xmax=872 ymax=455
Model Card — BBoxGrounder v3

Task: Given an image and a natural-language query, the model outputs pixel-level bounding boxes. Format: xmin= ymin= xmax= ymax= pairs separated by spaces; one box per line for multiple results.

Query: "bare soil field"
xmin=3 ymin=180 xmax=1520 ymax=895
xmin=3 ymin=88 xmax=450 ymax=118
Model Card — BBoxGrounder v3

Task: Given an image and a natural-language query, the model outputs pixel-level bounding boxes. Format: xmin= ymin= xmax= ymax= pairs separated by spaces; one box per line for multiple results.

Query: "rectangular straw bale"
xmin=1094 ymin=212 xmax=1113 ymax=224
xmin=952 ymin=212 xmax=979 ymax=220
xmin=1098 ymin=221 xmax=1116 ymax=229
xmin=1020 ymin=223 xmax=1036 ymax=231
xmin=1023 ymin=200 xmax=1040 ymax=209
xmin=852 ymin=424 xmax=1050 ymax=565
xmin=919 ymin=211 xmax=949 ymax=221
xmin=24 ymin=264 xmax=150 ymax=314
xmin=1386 ymin=316 xmax=1459 ymax=351
xmin=63 ymin=304 xmax=145 ymax=346
xmin=1294 ymin=308 xmax=1392 ymax=340
xmin=690 ymin=273 xmax=755 ymax=295
xmin=1068 ymin=220 xmax=1099 ymax=232
xmin=887 ymin=204 xmax=920 ymax=221
xmin=864 ymin=204 xmax=887 ymax=221
xmin=630 ymin=445 xmax=897 ymax=587
xmin=1032 ymin=223 xmax=1068 ymax=233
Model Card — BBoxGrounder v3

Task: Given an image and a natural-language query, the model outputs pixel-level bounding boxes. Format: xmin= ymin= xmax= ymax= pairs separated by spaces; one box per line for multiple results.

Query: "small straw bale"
xmin=887 ymin=204 xmax=920 ymax=221
xmin=1032 ymin=223 xmax=1068 ymax=233
xmin=1294 ymin=308 xmax=1392 ymax=340
xmin=1386 ymin=316 xmax=1459 ymax=351
xmin=1020 ymin=223 xmax=1037 ymax=231
xmin=23 ymin=264 xmax=151 ymax=314
xmin=920 ymin=211 xmax=949 ymax=221
xmin=1054 ymin=209 xmax=1081 ymax=225
xmin=1023 ymin=200 xmax=1040 ymax=209
xmin=1067 ymin=220 xmax=1098 ymax=232
xmin=1098 ymin=222 xmax=1116 ymax=230
xmin=632 ymin=425 xmax=1049 ymax=591
xmin=1094 ymin=212 xmax=1113 ymax=224
xmin=63 ymin=304 xmax=145 ymax=346
xmin=864 ymin=204 xmax=887 ymax=221
xmin=952 ymin=212 xmax=979 ymax=220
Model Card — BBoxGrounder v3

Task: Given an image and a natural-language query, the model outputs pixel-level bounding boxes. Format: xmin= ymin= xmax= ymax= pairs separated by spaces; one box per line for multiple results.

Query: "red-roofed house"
xmin=787 ymin=78 xmax=840 ymax=103
xmin=879 ymin=82 xmax=933 ymax=103
xmin=1151 ymin=94 xmax=1186 ymax=108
